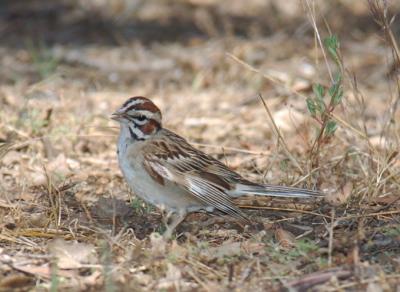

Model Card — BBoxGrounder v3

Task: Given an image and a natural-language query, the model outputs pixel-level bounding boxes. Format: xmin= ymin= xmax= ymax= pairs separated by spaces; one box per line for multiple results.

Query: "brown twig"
xmin=328 ymin=208 xmax=336 ymax=267
xmin=368 ymin=0 xmax=400 ymax=141
xmin=287 ymin=268 xmax=352 ymax=291
xmin=304 ymin=0 xmax=334 ymax=82
xmin=238 ymin=205 xmax=330 ymax=219
xmin=337 ymin=209 xmax=400 ymax=221
xmin=258 ymin=94 xmax=304 ymax=173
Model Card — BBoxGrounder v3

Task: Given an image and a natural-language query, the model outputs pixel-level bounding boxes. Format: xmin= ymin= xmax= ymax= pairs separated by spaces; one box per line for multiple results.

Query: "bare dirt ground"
xmin=0 ymin=0 xmax=400 ymax=291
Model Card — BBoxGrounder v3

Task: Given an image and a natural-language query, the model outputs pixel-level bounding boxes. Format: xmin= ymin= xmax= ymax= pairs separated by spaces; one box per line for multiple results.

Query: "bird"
xmin=111 ymin=96 xmax=321 ymax=238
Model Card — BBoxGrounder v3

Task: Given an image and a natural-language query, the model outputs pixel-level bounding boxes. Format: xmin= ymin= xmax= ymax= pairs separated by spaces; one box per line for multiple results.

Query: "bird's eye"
xmin=136 ymin=115 xmax=147 ymax=121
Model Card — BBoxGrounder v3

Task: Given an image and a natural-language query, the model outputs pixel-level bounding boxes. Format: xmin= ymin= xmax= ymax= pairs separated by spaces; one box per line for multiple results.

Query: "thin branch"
xmin=304 ymin=0 xmax=334 ymax=82
xmin=258 ymin=94 xmax=304 ymax=173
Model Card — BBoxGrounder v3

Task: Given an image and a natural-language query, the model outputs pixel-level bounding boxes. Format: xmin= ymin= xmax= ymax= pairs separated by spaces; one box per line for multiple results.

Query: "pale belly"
xmin=117 ymin=143 xmax=204 ymax=212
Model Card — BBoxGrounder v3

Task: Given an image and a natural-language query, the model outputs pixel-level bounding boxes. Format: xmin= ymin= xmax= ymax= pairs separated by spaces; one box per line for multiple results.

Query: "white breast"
xmin=116 ymin=127 xmax=206 ymax=212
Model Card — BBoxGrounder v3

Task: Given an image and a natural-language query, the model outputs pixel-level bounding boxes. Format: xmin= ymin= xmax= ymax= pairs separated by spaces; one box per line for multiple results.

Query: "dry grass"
xmin=0 ymin=0 xmax=400 ymax=291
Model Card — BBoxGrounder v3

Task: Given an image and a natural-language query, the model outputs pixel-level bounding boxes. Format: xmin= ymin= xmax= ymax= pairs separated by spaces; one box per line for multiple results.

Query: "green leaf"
xmin=324 ymin=35 xmax=340 ymax=64
xmin=324 ymin=35 xmax=339 ymax=50
xmin=325 ymin=120 xmax=338 ymax=136
xmin=328 ymin=73 xmax=343 ymax=106
xmin=324 ymin=35 xmax=338 ymax=51
xmin=279 ymin=158 xmax=289 ymax=171
xmin=315 ymin=96 xmax=326 ymax=113
xmin=306 ymin=98 xmax=317 ymax=117
xmin=312 ymin=83 xmax=326 ymax=114
xmin=313 ymin=83 xmax=325 ymax=100
xmin=328 ymin=82 xmax=339 ymax=97
xmin=334 ymin=72 xmax=342 ymax=84
xmin=332 ymin=87 xmax=343 ymax=106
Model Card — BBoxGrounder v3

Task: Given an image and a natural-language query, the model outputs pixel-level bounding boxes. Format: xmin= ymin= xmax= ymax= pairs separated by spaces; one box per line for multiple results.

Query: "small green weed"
xmin=306 ymin=35 xmax=344 ymax=169
xmin=381 ymin=225 xmax=400 ymax=237
xmin=131 ymin=196 xmax=154 ymax=215
xmin=16 ymin=108 xmax=49 ymax=136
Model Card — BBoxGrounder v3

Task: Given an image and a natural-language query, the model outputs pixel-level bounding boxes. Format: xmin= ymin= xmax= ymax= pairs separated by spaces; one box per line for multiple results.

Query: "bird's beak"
xmin=110 ymin=112 xmax=123 ymax=121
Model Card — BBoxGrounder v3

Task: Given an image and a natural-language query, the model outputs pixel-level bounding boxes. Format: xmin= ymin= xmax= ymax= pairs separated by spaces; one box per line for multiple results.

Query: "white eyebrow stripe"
xmin=131 ymin=110 xmax=154 ymax=117
xmin=121 ymin=99 xmax=146 ymax=112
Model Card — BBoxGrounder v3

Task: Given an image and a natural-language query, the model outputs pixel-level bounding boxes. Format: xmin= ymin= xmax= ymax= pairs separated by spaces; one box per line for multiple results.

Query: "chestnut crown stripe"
xmin=121 ymin=96 xmax=147 ymax=108
xmin=133 ymin=101 xmax=160 ymax=114
xmin=122 ymin=96 xmax=161 ymax=115
xmin=115 ymin=96 xmax=163 ymax=140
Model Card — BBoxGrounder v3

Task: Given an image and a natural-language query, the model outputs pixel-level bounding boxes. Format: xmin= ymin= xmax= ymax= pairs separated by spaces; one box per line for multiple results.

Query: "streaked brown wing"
xmin=145 ymin=129 xmax=246 ymax=186
xmin=142 ymin=130 xmax=249 ymax=220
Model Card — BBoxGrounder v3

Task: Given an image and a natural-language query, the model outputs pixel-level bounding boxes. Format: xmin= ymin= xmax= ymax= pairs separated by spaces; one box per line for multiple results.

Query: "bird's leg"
xmin=161 ymin=207 xmax=170 ymax=227
xmin=163 ymin=210 xmax=187 ymax=239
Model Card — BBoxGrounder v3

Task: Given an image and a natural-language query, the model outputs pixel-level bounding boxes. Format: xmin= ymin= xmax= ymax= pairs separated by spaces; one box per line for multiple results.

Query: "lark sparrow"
xmin=112 ymin=96 xmax=321 ymax=237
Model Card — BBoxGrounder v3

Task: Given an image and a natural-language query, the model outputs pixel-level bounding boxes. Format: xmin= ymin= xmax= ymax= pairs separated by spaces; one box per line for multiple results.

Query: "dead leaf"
xmin=29 ymin=172 xmax=47 ymax=187
xmin=0 ymin=274 xmax=32 ymax=290
xmin=66 ymin=157 xmax=80 ymax=170
xmin=272 ymin=108 xmax=305 ymax=132
xmin=133 ymin=272 xmax=153 ymax=286
xmin=324 ymin=182 xmax=353 ymax=206
xmin=156 ymin=263 xmax=182 ymax=290
xmin=82 ymin=270 xmax=102 ymax=286
xmin=1 ymin=150 xmax=21 ymax=165
xmin=292 ymin=78 xmax=311 ymax=92
xmin=366 ymin=281 xmax=383 ymax=292
xmin=47 ymin=153 xmax=72 ymax=177
xmin=18 ymin=192 xmax=38 ymax=202
xmin=12 ymin=263 xmax=76 ymax=279
xmin=369 ymin=135 xmax=388 ymax=149
xmin=90 ymin=197 xmax=133 ymax=221
xmin=202 ymin=242 xmax=241 ymax=259
xmin=48 ymin=238 xmax=97 ymax=269
xmin=27 ymin=211 xmax=48 ymax=228
xmin=169 ymin=240 xmax=188 ymax=260
xmin=241 ymin=241 xmax=265 ymax=254
xmin=29 ymin=154 xmax=75 ymax=187
xmin=373 ymin=194 xmax=400 ymax=206
xmin=275 ymin=228 xmax=296 ymax=249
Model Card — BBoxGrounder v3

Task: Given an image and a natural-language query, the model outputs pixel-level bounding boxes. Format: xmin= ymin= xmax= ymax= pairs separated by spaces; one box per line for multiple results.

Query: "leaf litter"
xmin=0 ymin=0 xmax=400 ymax=291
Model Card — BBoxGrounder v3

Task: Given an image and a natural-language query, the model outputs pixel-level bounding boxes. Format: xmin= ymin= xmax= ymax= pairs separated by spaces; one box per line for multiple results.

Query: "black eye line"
xmin=136 ymin=115 xmax=147 ymax=121
xmin=125 ymin=115 xmax=145 ymax=123
xmin=126 ymin=115 xmax=147 ymax=122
